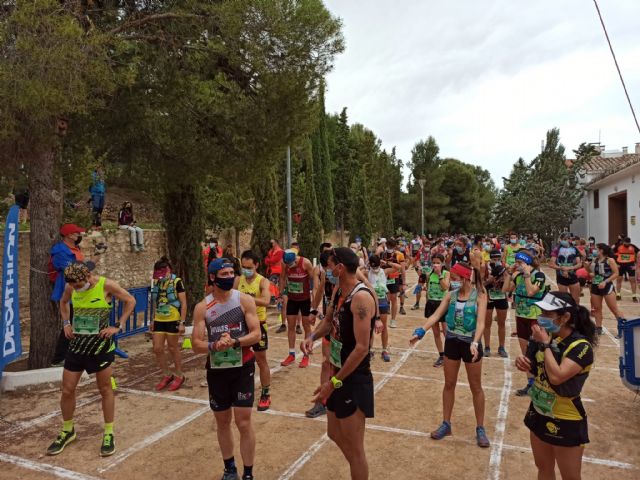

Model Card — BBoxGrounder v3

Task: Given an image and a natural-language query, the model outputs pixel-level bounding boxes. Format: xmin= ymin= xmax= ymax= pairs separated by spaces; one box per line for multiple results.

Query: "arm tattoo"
xmin=357 ymin=304 xmax=368 ymax=321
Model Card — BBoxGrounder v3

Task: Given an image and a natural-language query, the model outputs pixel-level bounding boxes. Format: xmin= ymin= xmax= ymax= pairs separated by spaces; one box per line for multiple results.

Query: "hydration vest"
xmin=153 ymin=274 xmax=182 ymax=310
xmin=445 ymin=288 xmax=478 ymax=333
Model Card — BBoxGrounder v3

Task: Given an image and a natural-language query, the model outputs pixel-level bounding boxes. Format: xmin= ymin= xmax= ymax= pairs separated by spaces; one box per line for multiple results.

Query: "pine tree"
xmin=298 ymin=139 xmax=323 ymax=258
xmin=332 ymin=108 xmax=353 ymax=240
xmin=252 ymin=166 xmax=282 ymax=264
xmin=311 ymin=83 xmax=335 ymax=232
xmin=348 ymin=164 xmax=372 ymax=246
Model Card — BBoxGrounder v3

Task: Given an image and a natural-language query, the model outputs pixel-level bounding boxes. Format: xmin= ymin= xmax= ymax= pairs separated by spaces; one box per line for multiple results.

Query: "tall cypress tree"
xmin=332 ymin=108 xmax=353 ymax=240
xmin=348 ymin=164 xmax=372 ymax=246
xmin=312 ymin=82 xmax=335 ymax=232
xmin=298 ymin=138 xmax=323 ymax=258
xmin=251 ymin=165 xmax=282 ymax=264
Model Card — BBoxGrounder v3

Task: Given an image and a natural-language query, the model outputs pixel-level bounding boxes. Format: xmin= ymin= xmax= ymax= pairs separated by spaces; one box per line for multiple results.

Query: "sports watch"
xmin=330 ymin=376 xmax=343 ymax=389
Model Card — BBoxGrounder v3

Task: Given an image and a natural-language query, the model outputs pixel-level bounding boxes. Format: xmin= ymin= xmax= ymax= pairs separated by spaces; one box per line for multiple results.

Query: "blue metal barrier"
xmin=110 ymin=287 xmax=152 ymax=359
xmin=619 ymin=317 xmax=640 ymax=393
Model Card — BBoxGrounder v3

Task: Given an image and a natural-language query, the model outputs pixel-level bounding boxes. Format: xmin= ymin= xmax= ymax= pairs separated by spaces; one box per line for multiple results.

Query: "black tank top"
xmin=331 ymin=283 xmax=375 ymax=380
xmin=593 ymin=258 xmax=613 ymax=281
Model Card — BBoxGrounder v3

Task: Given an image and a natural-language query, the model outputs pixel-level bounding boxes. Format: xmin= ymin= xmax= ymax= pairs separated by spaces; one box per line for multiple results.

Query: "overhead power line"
xmin=592 ymin=0 xmax=640 ymax=136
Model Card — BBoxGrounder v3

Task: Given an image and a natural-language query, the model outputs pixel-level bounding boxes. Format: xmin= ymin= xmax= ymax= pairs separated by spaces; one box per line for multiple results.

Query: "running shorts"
xmin=326 ymin=374 xmax=374 ymax=419
xmin=590 ymin=283 xmax=615 ymax=296
xmin=378 ymin=300 xmax=390 ymax=315
xmin=152 ymin=320 xmax=180 ymax=335
xmin=418 ymin=273 xmax=427 ymax=284
xmin=618 ymin=263 xmax=636 ymax=277
xmin=386 ymin=280 xmax=399 ymax=294
xmin=424 ymin=299 xmax=444 ymax=322
xmin=488 ymin=299 xmax=509 ymax=311
xmin=516 ymin=316 xmax=538 ymax=340
xmin=556 ymin=273 xmax=579 ymax=287
xmin=286 ymin=299 xmax=311 ymax=316
xmin=444 ymin=336 xmax=483 ymax=363
xmin=206 ymin=361 xmax=255 ymax=411
xmin=524 ymin=403 xmax=589 ymax=447
xmin=252 ymin=322 xmax=269 ymax=352
xmin=64 ymin=351 xmax=114 ymax=375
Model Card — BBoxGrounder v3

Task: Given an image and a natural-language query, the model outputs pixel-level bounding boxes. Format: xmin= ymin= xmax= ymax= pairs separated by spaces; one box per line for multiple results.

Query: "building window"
xmin=594 ymin=189 xmax=599 ymax=209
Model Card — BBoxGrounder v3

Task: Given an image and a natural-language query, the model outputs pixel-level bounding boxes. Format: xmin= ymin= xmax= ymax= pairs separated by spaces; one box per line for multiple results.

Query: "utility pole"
xmin=419 ymin=178 xmax=426 ymax=236
xmin=286 ymin=146 xmax=292 ymax=247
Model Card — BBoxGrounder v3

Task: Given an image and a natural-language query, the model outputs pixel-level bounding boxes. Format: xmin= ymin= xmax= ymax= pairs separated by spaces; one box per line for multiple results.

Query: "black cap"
xmin=489 ymin=249 xmax=501 ymax=258
xmin=331 ymin=247 xmax=360 ymax=269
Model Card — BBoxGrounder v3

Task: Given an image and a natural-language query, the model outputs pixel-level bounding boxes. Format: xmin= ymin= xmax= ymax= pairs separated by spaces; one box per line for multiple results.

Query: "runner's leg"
xmin=166 ymin=334 xmax=182 ymax=376
xmin=464 ymin=360 xmax=485 ymax=427
xmin=333 ymin=410 xmax=368 ymax=480
xmin=483 ymin=308 xmax=493 ymax=350
xmin=496 ymin=308 xmax=507 ymax=350
xmin=60 ymin=369 xmax=83 ymax=421
xmin=554 ymin=444 xmax=584 ymax=480
xmin=152 ymin=332 xmax=169 ymax=374
xmin=96 ymin=366 xmax=115 ymax=424
xmin=603 ymin=291 xmax=624 ymax=319
xmin=233 ymin=407 xmax=256 ymax=470
xmin=214 ymin=409 xmax=235 ymax=460
xmin=529 ymin=431 xmax=557 ymax=480
xmin=442 ymin=357 xmax=461 ymax=422
xmin=591 ymin=294 xmax=603 ymax=329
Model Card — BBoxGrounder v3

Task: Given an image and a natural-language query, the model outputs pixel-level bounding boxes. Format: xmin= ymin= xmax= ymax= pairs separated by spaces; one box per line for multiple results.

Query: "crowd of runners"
xmin=44 ymin=224 xmax=640 ymax=479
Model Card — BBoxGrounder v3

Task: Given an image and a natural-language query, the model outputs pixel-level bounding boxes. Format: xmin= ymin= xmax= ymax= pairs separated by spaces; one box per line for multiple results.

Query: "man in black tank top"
xmin=301 ymin=247 xmax=376 ymax=480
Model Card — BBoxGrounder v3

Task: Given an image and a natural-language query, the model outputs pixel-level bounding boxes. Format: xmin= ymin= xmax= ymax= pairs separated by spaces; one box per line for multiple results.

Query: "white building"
xmin=570 ymin=143 xmax=640 ymax=244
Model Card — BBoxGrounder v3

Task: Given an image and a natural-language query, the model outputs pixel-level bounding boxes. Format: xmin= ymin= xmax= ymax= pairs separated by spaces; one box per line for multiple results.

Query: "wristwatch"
xmin=114 ymin=322 xmax=122 ymax=331
xmin=310 ymin=309 xmax=319 ymax=316
xmin=63 ymin=320 xmax=71 ymax=327
xmin=330 ymin=376 xmax=343 ymax=389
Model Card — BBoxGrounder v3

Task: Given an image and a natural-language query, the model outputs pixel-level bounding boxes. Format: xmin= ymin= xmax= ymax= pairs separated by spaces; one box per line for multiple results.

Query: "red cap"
xmin=451 ymin=262 xmax=473 ymax=280
xmin=59 ymin=223 xmax=86 ymax=237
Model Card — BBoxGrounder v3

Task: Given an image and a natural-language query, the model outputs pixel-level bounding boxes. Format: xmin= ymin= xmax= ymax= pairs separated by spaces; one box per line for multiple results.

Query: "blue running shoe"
xmin=498 ymin=346 xmax=508 ymax=358
xmin=430 ymin=421 xmax=452 ymax=440
xmin=476 ymin=426 xmax=490 ymax=448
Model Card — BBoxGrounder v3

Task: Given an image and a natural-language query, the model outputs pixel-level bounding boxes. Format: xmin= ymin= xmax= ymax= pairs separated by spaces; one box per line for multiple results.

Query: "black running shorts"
xmin=444 ymin=336 xmax=483 ymax=363
xmin=286 ymin=299 xmax=311 ymax=317
xmin=252 ymin=322 xmax=269 ymax=352
xmin=524 ymin=403 xmax=589 ymax=447
xmin=424 ymin=299 xmax=445 ymax=322
xmin=327 ymin=374 xmax=374 ymax=419
xmin=207 ymin=361 xmax=255 ymax=411
xmin=64 ymin=351 xmax=114 ymax=375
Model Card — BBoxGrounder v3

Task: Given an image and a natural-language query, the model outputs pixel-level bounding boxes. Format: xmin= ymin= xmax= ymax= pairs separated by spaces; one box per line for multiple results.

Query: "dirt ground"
xmin=1 ymin=267 xmax=639 ymax=480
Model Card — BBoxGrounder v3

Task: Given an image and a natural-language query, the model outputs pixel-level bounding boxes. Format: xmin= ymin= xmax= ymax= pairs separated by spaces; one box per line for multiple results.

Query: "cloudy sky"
xmin=322 ymin=0 xmax=640 ymax=188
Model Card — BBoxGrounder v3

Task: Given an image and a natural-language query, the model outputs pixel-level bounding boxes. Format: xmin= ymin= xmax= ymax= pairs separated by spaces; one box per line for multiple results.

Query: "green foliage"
xmin=311 ymin=82 xmax=335 ymax=232
xmin=297 ymin=139 xmax=323 ymax=258
xmin=331 ymin=108 xmax=353 ymax=232
xmin=348 ymin=164 xmax=372 ymax=246
xmin=252 ymin=166 xmax=282 ymax=262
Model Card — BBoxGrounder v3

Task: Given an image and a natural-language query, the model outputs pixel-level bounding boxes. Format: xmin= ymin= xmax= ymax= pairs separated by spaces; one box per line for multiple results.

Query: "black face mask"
xmin=74 ymin=237 xmax=82 ymax=246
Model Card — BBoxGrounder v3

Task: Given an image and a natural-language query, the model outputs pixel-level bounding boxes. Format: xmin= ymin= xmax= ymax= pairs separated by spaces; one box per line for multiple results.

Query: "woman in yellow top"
xmin=515 ymin=291 xmax=596 ymax=480
xmin=151 ymin=257 xmax=187 ymax=392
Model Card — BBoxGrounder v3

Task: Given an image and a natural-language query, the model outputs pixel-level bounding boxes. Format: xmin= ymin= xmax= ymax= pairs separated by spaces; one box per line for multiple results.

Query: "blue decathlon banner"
xmin=1 ymin=205 xmax=22 ymax=375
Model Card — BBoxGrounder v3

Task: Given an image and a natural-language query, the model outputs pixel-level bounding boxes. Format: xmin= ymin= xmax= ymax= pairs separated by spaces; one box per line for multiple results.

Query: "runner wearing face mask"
xmin=423 ymin=254 xmax=450 ymax=367
xmin=280 ymin=249 xmax=315 ymax=368
xmin=483 ymin=250 xmax=508 ymax=358
xmin=613 ymin=237 xmax=639 ymax=302
xmin=449 ymin=236 xmax=471 ymax=268
xmin=412 ymin=242 xmax=432 ymax=310
xmin=409 ymin=262 xmax=490 ymax=448
xmin=583 ymin=243 xmax=626 ymax=336
xmin=550 ymin=233 xmax=583 ymax=305
xmin=368 ymin=255 xmax=390 ymax=362
xmin=396 ymin=241 xmax=408 ymax=315
xmin=235 ymin=251 xmax=272 ymax=411
xmin=380 ymin=239 xmax=403 ymax=328
xmin=503 ymin=232 xmax=521 ymax=268
xmin=504 ymin=250 xmax=548 ymax=396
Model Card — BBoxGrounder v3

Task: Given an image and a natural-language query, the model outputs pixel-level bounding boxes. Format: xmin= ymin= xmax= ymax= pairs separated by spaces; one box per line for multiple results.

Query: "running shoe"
xmin=433 ymin=356 xmax=444 ymax=368
xmin=221 ymin=470 xmax=239 ymax=480
xmin=484 ymin=347 xmax=491 ymax=358
xmin=411 ymin=304 xmax=420 ymax=310
xmin=167 ymin=375 xmax=185 ymax=392
xmin=389 ymin=319 xmax=397 ymax=328
xmin=399 ymin=306 xmax=406 ymax=315
xmin=257 ymin=394 xmax=271 ymax=411
xmin=280 ymin=354 xmax=296 ymax=366
xmin=275 ymin=324 xmax=287 ymax=334
xmin=155 ymin=374 xmax=174 ymax=391
xmin=100 ymin=433 xmax=115 ymax=457
xmin=242 ymin=475 xmax=254 ymax=480
xmin=515 ymin=383 xmax=532 ymax=396
xmin=430 ymin=420 xmax=452 ymax=440
xmin=296 ymin=325 xmax=303 ymax=334
xmin=498 ymin=347 xmax=508 ymax=358
xmin=616 ymin=293 xmax=622 ymax=301
xmin=381 ymin=351 xmax=390 ymax=362
xmin=46 ymin=429 xmax=76 ymax=456
xmin=595 ymin=327 xmax=603 ymax=336
xmin=476 ymin=426 xmax=490 ymax=448
xmin=299 ymin=355 xmax=310 ymax=368
xmin=305 ymin=402 xmax=327 ymax=418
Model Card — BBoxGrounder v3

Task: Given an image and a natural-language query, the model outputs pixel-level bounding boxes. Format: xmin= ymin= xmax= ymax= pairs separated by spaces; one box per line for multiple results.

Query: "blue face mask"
xmin=455 ymin=246 xmax=464 ymax=254
xmin=242 ymin=268 xmax=254 ymax=278
xmin=537 ymin=315 xmax=561 ymax=334
xmin=326 ymin=270 xmax=338 ymax=285
xmin=450 ymin=281 xmax=461 ymax=290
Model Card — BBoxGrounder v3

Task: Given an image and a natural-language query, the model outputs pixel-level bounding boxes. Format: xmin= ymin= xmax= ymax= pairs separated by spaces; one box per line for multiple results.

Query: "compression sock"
xmin=63 ymin=419 xmax=74 ymax=433
xmin=243 ymin=465 xmax=253 ymax=479
xmin=439 ymin=352 xmax=444 ymax=358
xmin=224 ymin=457 xmax=237 ymax=473
xmin=104 ymin=423 xmax=114 ymax=436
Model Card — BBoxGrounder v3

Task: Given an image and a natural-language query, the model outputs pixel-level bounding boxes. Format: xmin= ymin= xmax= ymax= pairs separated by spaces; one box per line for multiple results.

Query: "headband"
xmin=515 ymin=251 xmax=533 ymax=265
xmin=451 ymin=263 xmax=472 ymax=280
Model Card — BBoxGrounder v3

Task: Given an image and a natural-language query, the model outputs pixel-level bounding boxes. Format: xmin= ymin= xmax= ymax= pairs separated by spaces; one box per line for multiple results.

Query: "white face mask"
xmin=209 ymin=243 xmax=216 ymax=248
xmin=75 ymin=282 xmax=91 ymax=293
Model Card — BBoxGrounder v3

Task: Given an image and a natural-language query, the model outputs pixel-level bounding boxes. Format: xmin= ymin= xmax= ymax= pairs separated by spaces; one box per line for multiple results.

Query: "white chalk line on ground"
xmin=277 ymin=337 xmax=424 ymax=480
xmin=0 ymin=452 xmax=103 ymax=480
xmin=488 ymin=312 xmax=514 ymax=480
xmin=97 ymin=343 xmax=319 ymax=474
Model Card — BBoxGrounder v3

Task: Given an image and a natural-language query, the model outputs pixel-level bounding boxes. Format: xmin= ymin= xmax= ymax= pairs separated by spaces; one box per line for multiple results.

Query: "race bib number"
xmin=329 ymin=336 xmax=343 ymax=368
xmin=621 ymin=254 xmax=631 ymax=262
xmin=529 ymin=384 xmax=556 ymax=417
xmin=374 ymin=285 xmax=387 ymax=299
xmin=593 ymin=275 xmax=604 ymax=285
xmin=156 ymin=304 xmax=170 ymax=316
xmin=210 ymin=347 xmax=242 ymax=369
xmin=73 ymin=315 xmax=101 ymax=335
xmin=386 ymin=278 xmax=396 ymax=285
xmin=288 ymin=281 xmax=303 ymax=294
xmin=516 ymin=299 xmax=532 ymax=317
xmin=489 ymin=288 xmax=506 ymax=300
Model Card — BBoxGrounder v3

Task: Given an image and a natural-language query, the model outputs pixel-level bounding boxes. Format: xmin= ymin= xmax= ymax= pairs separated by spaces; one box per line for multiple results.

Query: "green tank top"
xmin=427 ymin=271 xmax=446 ymax=301
xmin=69 ymin=277 xmax=114 ymax=356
